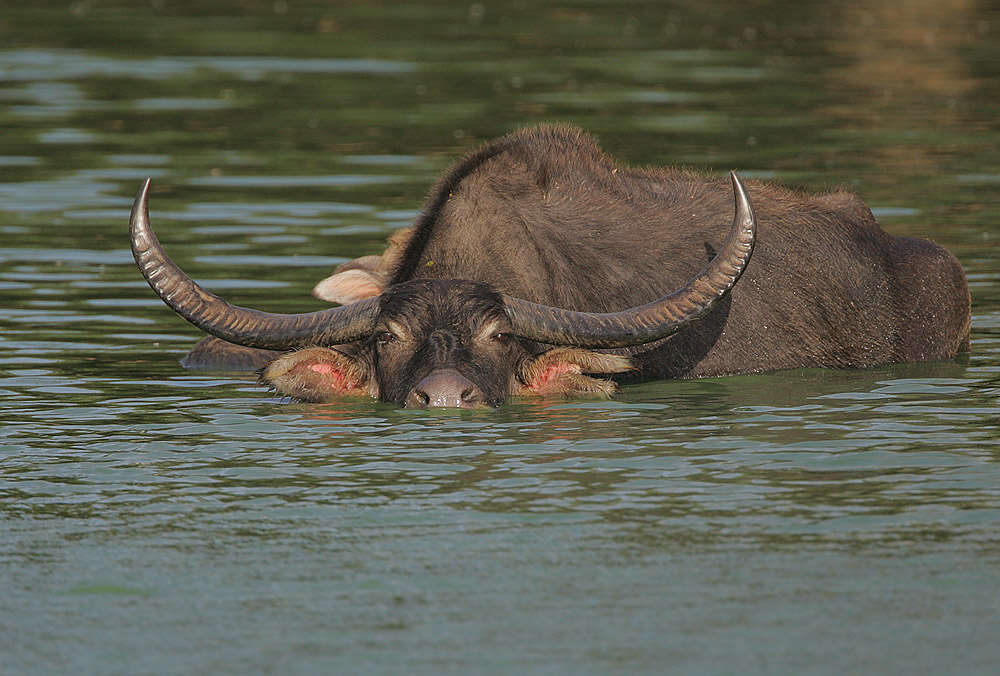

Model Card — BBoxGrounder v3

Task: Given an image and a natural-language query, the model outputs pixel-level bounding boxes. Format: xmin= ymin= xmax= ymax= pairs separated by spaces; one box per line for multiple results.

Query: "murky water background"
xmin=2 ymin=2 xmax=999 ymax=674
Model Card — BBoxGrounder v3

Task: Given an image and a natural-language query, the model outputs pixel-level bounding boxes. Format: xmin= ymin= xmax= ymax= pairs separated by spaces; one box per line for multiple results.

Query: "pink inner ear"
xmin=309 ymin=363 xmax=335 ymax=375
xmin=295 ymin=358 xmax=360 ymax=393
xmin=526 ymin=362 xmax=580 ymax=392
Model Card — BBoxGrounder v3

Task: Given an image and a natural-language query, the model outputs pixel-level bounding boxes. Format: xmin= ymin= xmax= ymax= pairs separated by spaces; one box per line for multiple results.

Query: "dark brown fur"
xmin=254 ymin=279 xmax=631 ymax=404
xmin=389 ymin=124 xmax=970 ymax=377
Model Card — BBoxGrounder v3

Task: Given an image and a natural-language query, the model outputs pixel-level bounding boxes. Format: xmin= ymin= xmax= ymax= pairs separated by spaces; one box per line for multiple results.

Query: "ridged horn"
xmin=502 ymin=171 xmax=756 ymax=348
xmin=129 ymin=178 xmax=379 ymax=350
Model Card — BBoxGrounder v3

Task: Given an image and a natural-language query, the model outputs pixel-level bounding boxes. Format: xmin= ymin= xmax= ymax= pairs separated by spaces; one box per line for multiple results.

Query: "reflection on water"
xmin=3 ymin=359 xmax=996 ymax=540
xmin=0 ymin=49 xmax=416 ymax=82
xmin=1 ymin=1 xmax=999 ymax=674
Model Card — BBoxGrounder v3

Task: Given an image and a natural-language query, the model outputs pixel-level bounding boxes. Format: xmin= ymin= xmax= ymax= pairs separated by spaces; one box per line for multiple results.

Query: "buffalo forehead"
xmin=378 ymin=279 xmax=507 ymax=336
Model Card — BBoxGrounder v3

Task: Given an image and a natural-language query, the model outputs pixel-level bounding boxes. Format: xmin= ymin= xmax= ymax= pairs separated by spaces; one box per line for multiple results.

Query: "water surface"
xmin=2 ymin=2 xmax=999 ymax=674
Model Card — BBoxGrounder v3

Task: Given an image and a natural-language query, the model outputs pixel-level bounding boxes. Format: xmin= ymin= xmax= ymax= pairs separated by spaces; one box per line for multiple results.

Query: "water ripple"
xmin=0 ymin=49 xmax=417 ymax=81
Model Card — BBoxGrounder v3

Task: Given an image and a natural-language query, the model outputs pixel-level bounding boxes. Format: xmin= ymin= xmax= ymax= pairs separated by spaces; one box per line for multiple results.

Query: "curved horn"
xmin=129 ymin=179 xmax=379 ymax=350
xmin=503 ymin=171 xmax=756 ymax=349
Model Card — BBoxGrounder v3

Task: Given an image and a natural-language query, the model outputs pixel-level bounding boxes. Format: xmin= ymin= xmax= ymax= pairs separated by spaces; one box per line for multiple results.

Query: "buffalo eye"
xmin=375 ymin=331 xmax=397 ymax=346
xmin=491 ymin=332 xmax=509 ymax=343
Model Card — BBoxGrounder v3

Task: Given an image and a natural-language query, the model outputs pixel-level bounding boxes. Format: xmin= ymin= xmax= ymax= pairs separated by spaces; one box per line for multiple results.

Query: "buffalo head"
xmin=129 ymin=174 xmax=755 ymax=407
xmin=258 ymin=278 xmax=639 ymax=407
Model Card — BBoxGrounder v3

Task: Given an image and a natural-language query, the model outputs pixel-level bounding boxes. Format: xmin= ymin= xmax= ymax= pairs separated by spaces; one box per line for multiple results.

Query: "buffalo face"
xmin=258 ymin=279 xmax=633 ymax=407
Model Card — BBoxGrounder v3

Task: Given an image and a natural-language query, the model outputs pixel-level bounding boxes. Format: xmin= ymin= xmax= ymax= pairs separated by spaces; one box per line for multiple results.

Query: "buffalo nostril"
xmin=406 ymin=388 xmax=430 ymax=409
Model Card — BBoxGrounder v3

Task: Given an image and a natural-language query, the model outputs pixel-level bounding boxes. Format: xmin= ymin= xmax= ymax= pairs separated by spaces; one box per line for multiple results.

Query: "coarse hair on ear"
xmin=313 ymin=268 xmax=385 ymax=305
xmin=517 ymin=348 xmax=634 ymax=398
xmin=313 ymin=227 xmax=415 ymax=305
xmin=260 ymin=347 xmax=375 ymax=402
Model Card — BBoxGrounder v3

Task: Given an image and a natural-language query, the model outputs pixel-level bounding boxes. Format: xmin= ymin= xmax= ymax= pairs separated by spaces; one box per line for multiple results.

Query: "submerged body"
xmin=137 ymin=125 xmax=970 ymax=407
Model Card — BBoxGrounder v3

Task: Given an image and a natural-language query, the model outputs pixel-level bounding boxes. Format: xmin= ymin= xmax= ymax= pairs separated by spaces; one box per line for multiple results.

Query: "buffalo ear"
xmin=516 ymin=348 xmax=634 ymax=398
xmin=313 ymin=267 xmax=385 ymax=304
xmin=260 ymin=347 xmax=375 ymax=401
xmin=312 ymin=227 xmax=415 ymax=304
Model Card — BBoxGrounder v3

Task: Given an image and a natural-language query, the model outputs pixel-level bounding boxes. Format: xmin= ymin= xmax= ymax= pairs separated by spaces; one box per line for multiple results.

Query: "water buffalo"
xmin=130 ymin=125 xmax=970 ymax=407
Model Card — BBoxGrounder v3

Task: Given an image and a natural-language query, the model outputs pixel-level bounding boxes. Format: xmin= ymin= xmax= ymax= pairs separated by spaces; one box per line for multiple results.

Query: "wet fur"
xmin=260 ymin=347 xmax=374 ymax=401
xmin=390 ymin=124 xmax=970 ymax=376
xmin=516 ymin=348 xmax=633 ymax=398
xmin=256 ymin=279 xmax=633 ymax=404
xmin=184 ymin=124 xmax=970 ymax=403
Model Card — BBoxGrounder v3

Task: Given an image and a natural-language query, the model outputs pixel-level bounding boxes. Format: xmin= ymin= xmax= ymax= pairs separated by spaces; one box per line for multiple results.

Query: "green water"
xmin=2 ymin=2 xmax=999 ymax=674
